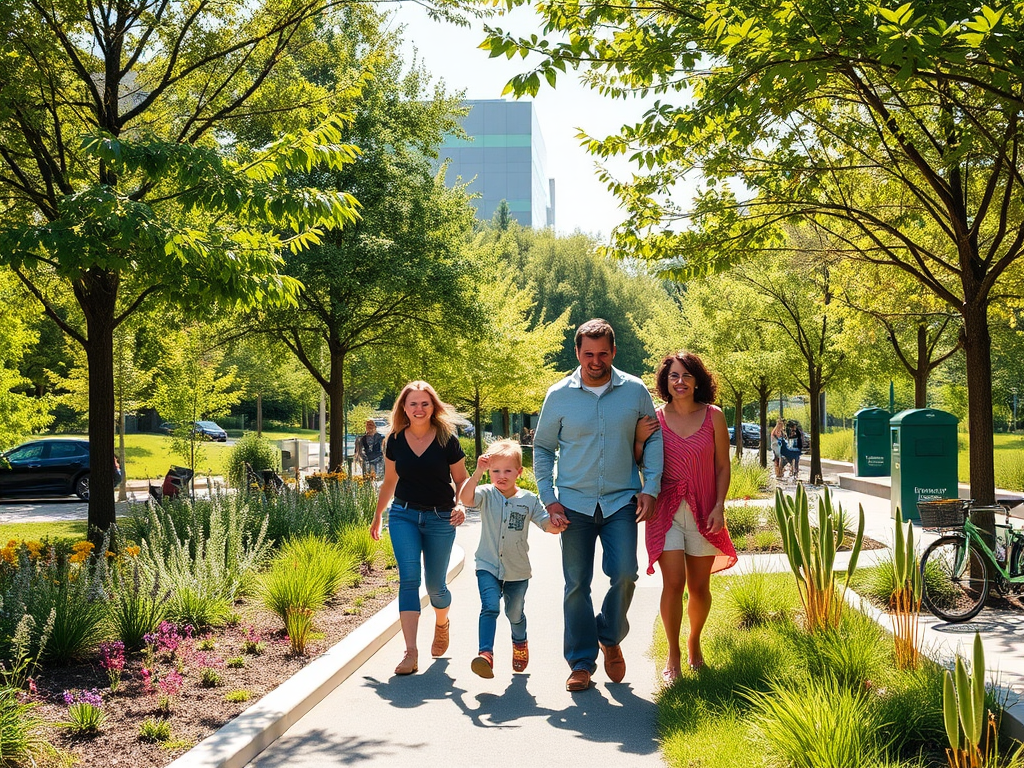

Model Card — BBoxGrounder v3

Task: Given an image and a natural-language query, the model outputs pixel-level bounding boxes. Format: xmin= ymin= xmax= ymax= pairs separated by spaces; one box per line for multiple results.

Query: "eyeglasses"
xmin=668 ymin=373 xmax=696 ymax=382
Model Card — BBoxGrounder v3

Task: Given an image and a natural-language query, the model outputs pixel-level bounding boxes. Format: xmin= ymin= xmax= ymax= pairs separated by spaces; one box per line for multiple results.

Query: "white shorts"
xmin=663 ymin=499 xmax=723 ymax=557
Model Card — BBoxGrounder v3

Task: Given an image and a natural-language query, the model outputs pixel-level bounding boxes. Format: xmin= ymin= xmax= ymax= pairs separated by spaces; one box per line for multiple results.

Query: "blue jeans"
xmin=561 ymin=501 xmax=638 ymax=673
xmin=476 ymin=570 xmax=529 ymax=653
xmin=388 ymin=503 xmax=457 ymax=613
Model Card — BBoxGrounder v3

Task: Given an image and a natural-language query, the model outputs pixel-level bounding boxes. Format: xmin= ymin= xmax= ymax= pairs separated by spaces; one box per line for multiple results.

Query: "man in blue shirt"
xmin=534 ymin=319 xmax=663 ymax=691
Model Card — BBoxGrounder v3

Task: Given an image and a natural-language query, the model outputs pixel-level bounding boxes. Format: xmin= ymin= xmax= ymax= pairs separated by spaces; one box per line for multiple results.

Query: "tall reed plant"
xmin=891 ymin=507 xmax=922 ymax=670
xmin=0 ymin=685 xmax=51 ymax=765
xmin=108 ymin=557 xmax=170 ymax=650
xmin=774 ymin=484 xmax=864 ymax=633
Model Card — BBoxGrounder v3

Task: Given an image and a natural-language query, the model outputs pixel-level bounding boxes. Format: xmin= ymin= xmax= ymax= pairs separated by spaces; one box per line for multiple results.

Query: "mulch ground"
xmin=32 ymin=569 xmax=397 ymax=767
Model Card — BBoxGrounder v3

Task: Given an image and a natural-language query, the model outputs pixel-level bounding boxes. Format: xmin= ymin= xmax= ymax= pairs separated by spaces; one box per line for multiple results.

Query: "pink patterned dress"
xmin=646 ymin=406 xmax=738 ymax=575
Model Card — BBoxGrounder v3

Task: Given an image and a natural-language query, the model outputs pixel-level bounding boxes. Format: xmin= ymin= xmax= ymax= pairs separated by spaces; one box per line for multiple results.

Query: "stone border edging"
xmin=167 ymin=543 xmax=466 ymax=768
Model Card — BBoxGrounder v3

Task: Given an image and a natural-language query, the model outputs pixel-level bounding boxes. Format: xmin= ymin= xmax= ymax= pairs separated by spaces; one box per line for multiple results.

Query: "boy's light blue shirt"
xmin=472 ymin=485 xmax=550 ymax=582
xmin=533 ymin=366 xmax=663 ymax=517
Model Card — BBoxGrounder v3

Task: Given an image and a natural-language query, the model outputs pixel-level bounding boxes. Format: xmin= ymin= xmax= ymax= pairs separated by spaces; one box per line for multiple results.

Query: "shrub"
xmin=138 ymin=498 xmax=270 ymax=630
xmin=224 ymin=690 xmax=251 ymax=703
xmin=138 ymin=718 xmax=172 ymax=743
xmin=728 ymin=459 xmax=770 ymax=500
xmin=752 ymin=530 xmax=779 ymax=551
xmin=200 ymin=668 xmax=223 ymax=688
xmin=817 ymin=429 xmax=854 ymax=462
xmin=261 ymin=479 xmax=378 ymax=542
xmin=794 ymin=611 xmax=887 ymax=691
xmin=108 ymin=558 xmax=170 ymax=650
xmin=336 ymin=526 xmax=380 ymax=571
xmin=285 ymin=606 xmax=316 ymax=655
xmin=725 ymin=569 xmax=790 ymax=628
xmin=260 ymin=556 xmax=329 ymax=626
xmin=725 ymin=504 xmax=762 ymax=538
xmin=277 ymin=536 xmax=357 ymax=596
xmin=226 ymin=434 xmax=281 ymax=489
xmin=0 ymin=685 xmax=50 ymax=762
xmin=226 ymin=656 xmax=245 ymax=668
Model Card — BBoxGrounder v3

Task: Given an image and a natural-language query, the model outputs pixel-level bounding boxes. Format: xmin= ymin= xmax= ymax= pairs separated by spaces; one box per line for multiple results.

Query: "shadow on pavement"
xmin=251 ymin=732 xmax=425 ymax=767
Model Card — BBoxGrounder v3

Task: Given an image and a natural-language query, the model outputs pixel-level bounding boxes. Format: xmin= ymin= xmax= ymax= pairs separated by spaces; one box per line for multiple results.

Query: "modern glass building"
xmin=437 ymin=100 xmax=555 ymax=228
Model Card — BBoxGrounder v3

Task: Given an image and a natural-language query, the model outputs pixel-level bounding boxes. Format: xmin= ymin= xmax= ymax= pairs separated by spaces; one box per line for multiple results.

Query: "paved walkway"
xmin=247 ymin=509 xmax=667 ymax=768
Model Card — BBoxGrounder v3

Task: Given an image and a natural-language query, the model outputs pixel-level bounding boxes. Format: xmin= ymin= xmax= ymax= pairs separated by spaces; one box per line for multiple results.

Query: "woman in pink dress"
xmin=638 ymin=351 xmax=737 ymax=682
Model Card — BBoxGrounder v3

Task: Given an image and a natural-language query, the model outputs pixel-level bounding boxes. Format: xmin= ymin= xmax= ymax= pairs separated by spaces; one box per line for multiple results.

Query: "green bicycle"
xmin=919 ymin=499 xmax=1024 ymax=622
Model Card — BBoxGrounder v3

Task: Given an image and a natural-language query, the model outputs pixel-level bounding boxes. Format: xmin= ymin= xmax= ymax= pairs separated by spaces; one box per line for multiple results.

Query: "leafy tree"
xmin=436 ymin=239 xmax=570 ymax=455
xmin=262 ymin=23 xmax=478 ymax=467
xmin=492 ymin=200 xmax=514 ymax=232
xmin=0 ymin=0 xmax=362 ymax=538
xmin=484 ymin=0 xmax=1024 ymax=503
xmin=0 ymin=269 xmax=52 ymax=450
xmin=150 ymin=326 xmax=241 ymax=482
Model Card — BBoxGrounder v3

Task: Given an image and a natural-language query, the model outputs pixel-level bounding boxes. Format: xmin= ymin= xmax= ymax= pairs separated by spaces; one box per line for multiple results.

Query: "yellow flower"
xmin=72 ymin=541 xmax=94 ymax=553
xmin=123 ymin=545 xmax=140 ymax=558
xmin=0 ymin=547 xmax=16 ymax=565
xmin=69 ymin=552 xmax=87 ymax=564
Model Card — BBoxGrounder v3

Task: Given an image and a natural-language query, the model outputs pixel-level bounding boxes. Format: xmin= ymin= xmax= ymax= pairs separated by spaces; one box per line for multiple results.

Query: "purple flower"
xmin=62 ymin=690 xmax=74 ymax=706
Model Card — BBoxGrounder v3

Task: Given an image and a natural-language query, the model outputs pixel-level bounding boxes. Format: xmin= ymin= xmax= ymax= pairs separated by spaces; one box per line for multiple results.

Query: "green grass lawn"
xmin=0 ymin=519 xmax=90 ymax=544
xmin=58 ymin=428 xmax=321 ymax=481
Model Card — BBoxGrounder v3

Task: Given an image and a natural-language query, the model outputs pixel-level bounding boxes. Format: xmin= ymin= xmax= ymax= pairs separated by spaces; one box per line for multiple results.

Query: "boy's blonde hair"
xmin=486 ymin=439 xmax=523 ymax=468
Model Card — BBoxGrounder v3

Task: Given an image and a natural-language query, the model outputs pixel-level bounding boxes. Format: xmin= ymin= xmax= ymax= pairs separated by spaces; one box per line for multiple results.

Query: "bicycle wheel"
xmin=920 ymin=536 xmax=989 ymax=622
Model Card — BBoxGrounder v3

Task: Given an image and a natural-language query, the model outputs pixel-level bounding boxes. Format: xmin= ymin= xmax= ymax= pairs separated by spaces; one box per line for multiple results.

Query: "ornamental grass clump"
xmin=725 ymin=567 xmax=789 ymax=628
xmin=0 ymin=685 xmax=50 ymax=763
xmin=109 ymin=556 xmax=171 ymax=650
xmin=774 ymin=484 xmax=864 ymax=633
xmin=891 ymin=507 xmax=922 ymax=670
xmin=61 ymin=689 xmax=106 ymax=735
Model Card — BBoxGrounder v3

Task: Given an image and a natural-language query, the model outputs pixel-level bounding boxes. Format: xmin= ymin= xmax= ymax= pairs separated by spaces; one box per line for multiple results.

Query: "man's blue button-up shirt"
xmin=533 ymin=366 xmax=663 ymax=516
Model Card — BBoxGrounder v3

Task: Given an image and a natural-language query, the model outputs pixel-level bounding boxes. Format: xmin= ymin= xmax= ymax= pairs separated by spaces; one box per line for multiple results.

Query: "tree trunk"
xmin=328 ymin=349 xmax=345 ymax=472
xmin=257 ymin=392 xmax=263 ymax=436
xmin=78 ymin=270 xmax=118 ymax=546
xmin=733 ymin=393 xmax=743 ymax=460
xmin=757 ymin=383 xmax=770 ymax=469
xmin=117 ymin=408 xmax=127 ymax=502
xmin=501 ymin=407 xmax=510 ymax=438
xmin=914 ymin=325 xmax=928 ymax=408
xmin=808 ymin=368 xmax=823 ymax=484
xmin=474 ymin=388 xmax=484 ymax=458
xmin=964 ymin=301 xmax=996 ymax=505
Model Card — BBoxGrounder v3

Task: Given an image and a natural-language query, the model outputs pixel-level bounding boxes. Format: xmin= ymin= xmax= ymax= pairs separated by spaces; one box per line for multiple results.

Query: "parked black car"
xmin=728 ymin=423 xmax=761 ymax=448
xmin=158 ymin=421 xmax=228 ymax=441
xmin=0 ymin=439 xmax=122 ymax=501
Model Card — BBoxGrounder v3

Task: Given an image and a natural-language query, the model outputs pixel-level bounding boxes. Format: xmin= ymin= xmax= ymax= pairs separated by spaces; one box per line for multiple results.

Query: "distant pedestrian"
xmin=770 ymin=417 xmax=786 ymax=478
xmin=780 ymin=420 xmax=805 ymax=478
xmin=355 ymin=419 xmax=385 ymax=479
xmin=643 ymin=351 xmax=736 ymax=683
xmin=459 ymin=439 xmax=564 ymax=678
xmin=533 ymin=318 xmax=664 ymax=692
xmin=370 ymin=381 xmax=468 ymax=676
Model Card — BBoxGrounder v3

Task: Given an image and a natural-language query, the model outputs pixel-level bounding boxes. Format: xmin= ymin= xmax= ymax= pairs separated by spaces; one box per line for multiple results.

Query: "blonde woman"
xmin=370 ymin=381 xmax=468 ymax=675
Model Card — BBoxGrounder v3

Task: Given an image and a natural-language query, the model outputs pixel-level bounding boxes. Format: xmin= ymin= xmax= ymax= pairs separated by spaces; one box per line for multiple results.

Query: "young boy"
xmin=459 ymin=439 xmax=563 ymax=678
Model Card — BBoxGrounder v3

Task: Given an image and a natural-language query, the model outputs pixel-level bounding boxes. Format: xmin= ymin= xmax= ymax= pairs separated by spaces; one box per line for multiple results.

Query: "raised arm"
xmin=459 ymin=453 xmax=490 ymax=507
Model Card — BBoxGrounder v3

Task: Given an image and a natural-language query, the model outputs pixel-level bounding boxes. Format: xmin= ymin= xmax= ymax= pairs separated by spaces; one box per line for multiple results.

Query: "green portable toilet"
xmin=890 ymin=408 xmax=959 ymax=521
xmin=853 ymin=407 xmax=891 ymax=476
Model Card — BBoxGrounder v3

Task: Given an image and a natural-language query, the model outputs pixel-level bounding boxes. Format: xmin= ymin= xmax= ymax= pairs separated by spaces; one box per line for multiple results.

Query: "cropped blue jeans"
xmin=476 ymin=570 xmax=529 ymax=654
xmin=388 ymin=503 xmax=457 ymax=613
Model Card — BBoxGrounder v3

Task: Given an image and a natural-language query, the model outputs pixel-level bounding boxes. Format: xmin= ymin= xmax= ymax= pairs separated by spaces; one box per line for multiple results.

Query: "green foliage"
xmin=774 ymin=485 xmax=864 ymax=632
xmin=336 ymin=525 xmax=382 ymax=571
xmin=261 ymin=481 xmax=378 ymax=543
xmin=28 ymin=553 xmax=110 ymax=663
xmin=944 ymin=633 xmax=988 ymax=765
xmin=138 ymin=718 xmax=172 ymax=743
xmin=200 ymin=669 xmax=224 ymax=688
xmin=0 ymin=271 xmax=53 ymax=452
xmin=723 ymin=569 xmax=790 ymax=628
xmin=227 ymin=434 xmax=282 ymax=489
xmin=723 ymin=504 xmax=762 ymax=537
xmin=137 ymin=498 xmax=270 ymax=630
xmin=63 ymin=701 xmax=106 ymax=735
xmin=226 ymin=657 xmax=245 ymax=669
xmin=285 ymin=606 xmax=316 ymax=655
xmin=790 ymin=610 xmax=887 ymax=692
xmin=224 ymin=690 xmax=252 ymax=703
xmin=277 ymin=536 xmax=357 ymax=596
xmin=750 ymin=675 xmax=883 ymax=768
xmin=728 ymin=460 xmax=770 ymax=500
xmin=817 ymin=429 xmax=854 ymax=463
xmin=108 ymin=558 xmax=170 ymax=651
xmin=0 ymin=685 xmax=50 ymax=764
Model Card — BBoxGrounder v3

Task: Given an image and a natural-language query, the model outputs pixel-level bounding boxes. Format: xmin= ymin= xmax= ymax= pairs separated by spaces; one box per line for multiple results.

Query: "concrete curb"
xmin=166 ymin=544 xmax=466 ymax=768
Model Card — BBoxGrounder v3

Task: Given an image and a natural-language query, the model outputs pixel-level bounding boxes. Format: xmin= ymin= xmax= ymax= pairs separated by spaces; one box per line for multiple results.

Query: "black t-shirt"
xmin=359 ymin=432 xmax=384 ymax=461
xmin=385 ymin=430 xmax=466 ymax=508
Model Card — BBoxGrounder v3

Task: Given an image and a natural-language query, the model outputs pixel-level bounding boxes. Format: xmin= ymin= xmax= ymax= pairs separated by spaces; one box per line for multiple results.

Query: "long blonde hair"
xmin=389 ymin=381 xmax=458 ymax=445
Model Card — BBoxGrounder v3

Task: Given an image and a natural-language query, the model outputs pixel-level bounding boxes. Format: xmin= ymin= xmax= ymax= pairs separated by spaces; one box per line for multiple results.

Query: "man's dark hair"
xmin=574 ymin=318 xmax=615 ymax=350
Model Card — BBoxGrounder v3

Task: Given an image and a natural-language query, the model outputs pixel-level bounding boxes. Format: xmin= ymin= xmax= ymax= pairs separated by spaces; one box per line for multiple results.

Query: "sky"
xmin=392 ymin=3 xmax=659 ymax=240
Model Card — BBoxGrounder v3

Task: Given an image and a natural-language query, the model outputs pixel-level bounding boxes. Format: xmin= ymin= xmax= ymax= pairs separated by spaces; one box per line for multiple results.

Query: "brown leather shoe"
xmin=566 ymin=668 xmax=591 ymax=692
xmin=431 ymin=620 xmax=450 ymax=657
xmin=394 ymin=651 xmax=418 ymax=676
xmin=600 ymin=642 xmax=626 ymax=683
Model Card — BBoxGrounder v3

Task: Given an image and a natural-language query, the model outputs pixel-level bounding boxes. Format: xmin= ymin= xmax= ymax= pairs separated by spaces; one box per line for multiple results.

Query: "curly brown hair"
xmin=655 ymin=351 xmax=718 ymax=405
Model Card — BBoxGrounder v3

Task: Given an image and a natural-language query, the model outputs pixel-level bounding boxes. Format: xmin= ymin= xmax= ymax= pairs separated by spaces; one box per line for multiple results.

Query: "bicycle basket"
xmin=917 ymin=499 xmax=964 ymax=529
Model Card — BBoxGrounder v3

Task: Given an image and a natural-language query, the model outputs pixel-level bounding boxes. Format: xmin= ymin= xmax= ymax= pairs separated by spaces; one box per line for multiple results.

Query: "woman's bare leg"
xmin=683 ymin=554 xmax=716 ymax=667
xmin=658 ymin=550 xmax=688 ymax=678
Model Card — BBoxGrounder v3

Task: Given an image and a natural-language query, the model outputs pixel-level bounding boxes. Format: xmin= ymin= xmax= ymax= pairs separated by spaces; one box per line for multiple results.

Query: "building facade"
xmin=437 ymin=100 xmax=555 ymax=228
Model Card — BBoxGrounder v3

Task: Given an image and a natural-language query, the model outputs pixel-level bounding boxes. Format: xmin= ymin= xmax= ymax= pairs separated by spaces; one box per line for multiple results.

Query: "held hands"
xmin=451 ymin=505 xmax=467 ymax=527
xmin=546 ymin=501 xmax=570 ymax=531
xmin=635 ymin=493 xmax=657 ymax=522
xmin=706 ymin=503 xmax=726 ymax=535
